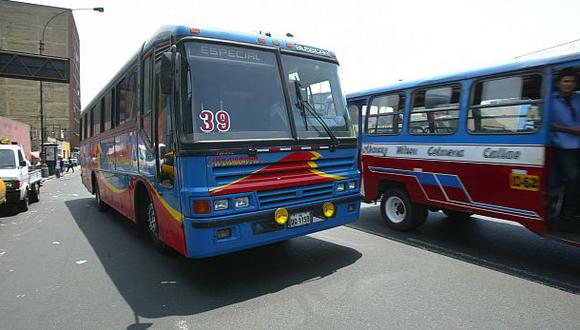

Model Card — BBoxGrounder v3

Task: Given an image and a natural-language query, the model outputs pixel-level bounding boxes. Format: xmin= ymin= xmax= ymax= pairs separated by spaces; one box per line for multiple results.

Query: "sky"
xmin=20 ymin=0 xmax=580 ymax=108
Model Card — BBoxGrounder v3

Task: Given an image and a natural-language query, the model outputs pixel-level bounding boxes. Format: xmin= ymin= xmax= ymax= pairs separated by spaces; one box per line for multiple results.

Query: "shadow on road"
xmin=65 ymin=198 xmax=362 ymax=324
xmin=351 ymin=204 xmax=580 ymax=294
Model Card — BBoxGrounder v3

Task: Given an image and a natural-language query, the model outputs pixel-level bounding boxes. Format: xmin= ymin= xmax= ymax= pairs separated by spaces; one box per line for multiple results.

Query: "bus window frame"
xmin=408 ymin=83 xmax=462 ymax=136
xmin=466 ymin=70 xmax=545 ymax=136
xmin=365 ymin=91 xmax=406 ymax=136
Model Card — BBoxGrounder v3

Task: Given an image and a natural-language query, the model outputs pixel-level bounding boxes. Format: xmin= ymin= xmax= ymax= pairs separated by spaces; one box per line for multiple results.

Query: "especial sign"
xmin=189 ymin=43 xmax=273 ymax=65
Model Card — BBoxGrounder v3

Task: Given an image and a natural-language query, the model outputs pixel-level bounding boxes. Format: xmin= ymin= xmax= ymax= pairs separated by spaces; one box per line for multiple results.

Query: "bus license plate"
xmin=288 ymin=212 xmax=312 ymax=228
xmin=509 ymin=173 xmax=540 ymax=191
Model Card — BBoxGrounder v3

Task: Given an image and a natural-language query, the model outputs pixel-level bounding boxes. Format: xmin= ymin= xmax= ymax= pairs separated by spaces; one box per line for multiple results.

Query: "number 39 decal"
xmin=199 ymin=110 xmax=230 ymax=132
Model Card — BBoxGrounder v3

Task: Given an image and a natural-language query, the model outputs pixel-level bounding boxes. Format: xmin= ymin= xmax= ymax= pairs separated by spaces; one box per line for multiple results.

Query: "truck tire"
xmin=19 ymin=188 xmax=29 ymax=212
xmin=29 ymin=183 xmax=40 ymax=203
xmin=380 ymin=188 xmax=427 ymax=231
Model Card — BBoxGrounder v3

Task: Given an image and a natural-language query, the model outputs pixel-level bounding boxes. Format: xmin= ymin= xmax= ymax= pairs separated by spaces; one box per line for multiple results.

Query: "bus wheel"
xmin=443 ymin=209 xmax=473 ymax=221
xmin=94 ymin=181 xmax=108 ymax=212
xmin=380 ymin=188 xmax=427 ymax=231
xmin=145 ymin=199 xmax=171 ymax=255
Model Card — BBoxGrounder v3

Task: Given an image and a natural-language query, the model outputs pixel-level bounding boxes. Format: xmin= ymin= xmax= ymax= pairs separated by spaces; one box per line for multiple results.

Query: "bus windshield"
xmin=282 ymin=54 xmax=354 ymax=139
xmin=182 ymin=42 xmax=292 ymax=142
xmin=181 ymin=41 xmax=354 ymax=143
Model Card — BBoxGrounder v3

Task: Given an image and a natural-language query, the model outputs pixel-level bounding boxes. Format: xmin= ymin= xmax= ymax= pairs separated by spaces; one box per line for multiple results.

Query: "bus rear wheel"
xmin=145 ymin=198 xmax=171 ymax=255
xmin=380 ymin=188 xmax=427 ymax=231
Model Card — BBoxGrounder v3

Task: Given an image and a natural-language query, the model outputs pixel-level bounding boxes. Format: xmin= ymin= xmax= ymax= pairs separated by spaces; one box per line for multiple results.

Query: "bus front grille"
xmin=256 ymin=182 xmax=334 ymax=209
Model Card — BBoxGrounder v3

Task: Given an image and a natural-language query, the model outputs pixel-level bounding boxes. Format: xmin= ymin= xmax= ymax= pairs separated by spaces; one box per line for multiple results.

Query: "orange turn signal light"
xmin=193 ymin=200 xmax=211 ymax=214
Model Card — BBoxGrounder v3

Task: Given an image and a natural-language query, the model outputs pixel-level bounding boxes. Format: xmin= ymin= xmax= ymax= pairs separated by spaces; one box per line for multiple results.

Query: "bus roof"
xmin=346 ymin=50 xmax=580 ymax=101
xmin=144 ymin=25 xmax=337 ymax=58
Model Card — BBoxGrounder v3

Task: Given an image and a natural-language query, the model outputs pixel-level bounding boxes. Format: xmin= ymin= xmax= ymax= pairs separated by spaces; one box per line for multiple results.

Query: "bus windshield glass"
xmin=182 ymin=42 xmax=292 ymax=142
xmin=282 ymin=54 xmax=354 ymax=139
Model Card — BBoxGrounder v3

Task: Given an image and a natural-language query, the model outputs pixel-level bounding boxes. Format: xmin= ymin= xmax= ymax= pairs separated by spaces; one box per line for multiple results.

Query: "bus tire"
xmin=29 ymin=183 xmax=40 ymax=203
xmin=380 ymin=188 xmax=427 ymax=231
xmin=144 ymin=197 xmax=171 ymax=255
xmin=443 ymin=209 xmax=473 ymax=221
xmin=94 ymin=181 xmax=108 ymax=212
xmin=19 ymin=188 xmax=29 ymax=212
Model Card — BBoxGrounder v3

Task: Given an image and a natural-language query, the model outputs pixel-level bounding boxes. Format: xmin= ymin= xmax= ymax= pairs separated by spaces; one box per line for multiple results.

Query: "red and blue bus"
xmin=347 ymin=51 xmax=580 ymax=246
xmin=79 ymin=26 xmax=360 ymax=258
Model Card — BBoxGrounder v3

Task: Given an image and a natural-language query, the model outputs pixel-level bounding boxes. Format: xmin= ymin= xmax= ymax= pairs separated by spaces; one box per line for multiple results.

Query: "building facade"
xmin=0 ymin=0 xmax=80 ymax=150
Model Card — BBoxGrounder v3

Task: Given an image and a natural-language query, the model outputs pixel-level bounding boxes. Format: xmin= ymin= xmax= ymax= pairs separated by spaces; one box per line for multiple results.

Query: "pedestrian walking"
xmin=66 ymin=157 xmax=75 ymax=173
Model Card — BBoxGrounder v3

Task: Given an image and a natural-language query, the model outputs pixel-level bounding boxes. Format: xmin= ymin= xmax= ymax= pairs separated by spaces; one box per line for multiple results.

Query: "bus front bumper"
xmin=182 ymin=194 xmax=361 ymax=258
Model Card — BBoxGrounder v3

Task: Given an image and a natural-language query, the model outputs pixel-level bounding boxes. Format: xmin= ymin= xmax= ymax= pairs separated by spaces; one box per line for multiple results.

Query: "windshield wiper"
xmin=293 ymin=80 xmax=339 ymax=151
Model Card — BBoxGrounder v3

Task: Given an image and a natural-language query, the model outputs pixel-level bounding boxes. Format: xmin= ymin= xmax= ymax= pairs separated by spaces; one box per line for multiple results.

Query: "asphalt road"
xmin=0 ymin=172 xmax=579 ymax=329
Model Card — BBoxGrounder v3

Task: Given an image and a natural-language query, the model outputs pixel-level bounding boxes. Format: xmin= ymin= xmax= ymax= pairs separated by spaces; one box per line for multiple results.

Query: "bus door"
xmin=152 ymin=58 xmax=183 ymax=250
xmin=546 ymin=64 xmax=580 ymax=239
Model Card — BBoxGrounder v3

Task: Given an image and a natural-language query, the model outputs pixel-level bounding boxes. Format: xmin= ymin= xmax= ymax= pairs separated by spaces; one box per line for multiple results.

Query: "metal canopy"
xmin=0 ymin=50 xmax=69 ymax=83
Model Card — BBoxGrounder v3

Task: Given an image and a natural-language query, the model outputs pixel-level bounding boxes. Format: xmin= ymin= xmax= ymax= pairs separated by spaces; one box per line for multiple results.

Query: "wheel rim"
xmin=147 ymin=203 xmax=157 ymax=235
xmin=385 ymin=196 xmax=406 ymax=224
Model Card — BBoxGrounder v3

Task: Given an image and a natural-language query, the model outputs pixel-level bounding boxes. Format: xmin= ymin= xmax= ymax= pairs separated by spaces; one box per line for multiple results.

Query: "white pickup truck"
xmin=0 ymin=142 xmax=42 ymax=211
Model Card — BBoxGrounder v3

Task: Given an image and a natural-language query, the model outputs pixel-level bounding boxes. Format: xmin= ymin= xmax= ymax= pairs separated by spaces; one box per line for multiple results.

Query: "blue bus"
xmin=347 ymin=51 xmax=580 ymax=246
xmin=79 ymin=26 xmax=360 ymax=258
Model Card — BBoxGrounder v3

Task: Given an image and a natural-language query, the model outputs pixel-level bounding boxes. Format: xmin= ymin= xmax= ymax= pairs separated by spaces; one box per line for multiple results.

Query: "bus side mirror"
xmin=160 ymin=52 xmax=173 ymax=94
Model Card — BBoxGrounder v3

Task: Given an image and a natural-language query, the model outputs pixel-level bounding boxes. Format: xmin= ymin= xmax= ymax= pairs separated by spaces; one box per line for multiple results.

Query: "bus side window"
xmin=104 ymin=89 xmax=113 ymax=130
xmin=83 ymin=113 xmax=88 ymax=140
xmin=117 ymin=66 xmax=138 ymax=126
xmin=348 ymin=104 xmax=360 ymax=135
xmin=156 ymin=60 xmax=174 ymax=187
xmin=142 ymin=54 xmax=154 ymax=144
xmin=99 ymin=98 xmax=105 ymax=133
xmin=468 ymin=74 xmax=543 ymax=134
xmin=90 ymin=106 xmax=95 ymax=137
xmin=79 ymin=117 xmax=83 ymax=141
xmin=410 ymin=85 xmax=460 ymax=134
xmin=367 ymin=93 xmax=405 ymax=135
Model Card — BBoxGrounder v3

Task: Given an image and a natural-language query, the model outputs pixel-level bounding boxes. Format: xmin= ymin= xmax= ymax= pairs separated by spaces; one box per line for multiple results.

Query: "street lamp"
xmin=38 ymin=7 xmax=103 ymax=177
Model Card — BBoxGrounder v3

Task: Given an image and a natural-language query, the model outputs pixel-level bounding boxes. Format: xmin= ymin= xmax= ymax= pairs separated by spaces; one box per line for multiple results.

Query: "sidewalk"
xmin=43 ymin=166 xmax=79 ymax=182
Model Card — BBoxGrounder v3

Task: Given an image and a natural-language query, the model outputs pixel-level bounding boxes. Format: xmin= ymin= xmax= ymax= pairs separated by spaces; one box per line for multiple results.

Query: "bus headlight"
xmin=336 ymin=183 xmax=345 ymax=192
xmin=274 ymin=208 xmax=289 ymax=225
xmin=234 ymin=196 xmax=249 ymax=208
xmin=348 ymin=181 xmax=356 ymax=190
xmin=214 ymin=199 xmax=229 ymax=211
xmin=322 ymin=202 xmax=335 ymax=218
